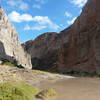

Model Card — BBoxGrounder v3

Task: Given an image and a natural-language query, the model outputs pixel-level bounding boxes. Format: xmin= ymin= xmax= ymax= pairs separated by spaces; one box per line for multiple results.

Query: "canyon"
xmin=23 ymin=0 xmax=100 ymax=74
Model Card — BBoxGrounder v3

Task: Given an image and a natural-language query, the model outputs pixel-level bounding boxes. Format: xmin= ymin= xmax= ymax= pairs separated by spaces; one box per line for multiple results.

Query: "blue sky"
xmin=0 ymin=0 xmax=87 ymax=42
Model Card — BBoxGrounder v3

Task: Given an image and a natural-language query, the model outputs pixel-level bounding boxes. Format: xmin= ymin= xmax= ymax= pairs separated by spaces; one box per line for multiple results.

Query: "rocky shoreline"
xmin=0 ymin=65 xmax=74 ymax=84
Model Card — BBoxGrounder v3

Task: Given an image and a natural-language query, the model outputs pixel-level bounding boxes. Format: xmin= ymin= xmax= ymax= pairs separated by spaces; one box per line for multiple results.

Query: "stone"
xmin=0 ymin=60 xmax=3 ymax=64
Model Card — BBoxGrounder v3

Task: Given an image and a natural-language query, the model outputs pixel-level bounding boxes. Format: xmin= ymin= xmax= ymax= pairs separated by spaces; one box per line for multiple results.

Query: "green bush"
xmin=2 ymin=61 xmax=25 ymax=69
xmin=36 ymin=88 xmax=57 ymax=99
xmin=96 ymin=73 xmax=100 ymax=77
xmin=3 ymin=62 xmax=16 ymax=67
xmin=0 ymin=82 xmax=39 ymax=100
xmin=79 ymin=72 xmax=87 ymax=77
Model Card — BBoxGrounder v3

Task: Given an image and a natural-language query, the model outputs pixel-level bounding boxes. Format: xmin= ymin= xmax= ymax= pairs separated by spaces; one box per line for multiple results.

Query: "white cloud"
xmin=65 ymin=11 xmax=72 ymax=17
xmin=19 ymin=2 xmax=28 ymax=10
xmin=35 ymin=0 xmax=47 ymax=4
xmin=24 ymin=16 xmax=60 ymax=30
xmin=8 ymin=11 xmax=59 ymax=30
xmin=7 ymin=0 xmax=28 ymax=10
xmin=33 ymin=4 xmax=41 ymax=9
xmin=8 ymin=11 xmax=33 ymax=22
xmin=67 ymin=17 xmax=77 ymax=25
xmin=7 ymin=0 xmax=16 ymax=6
xmin=70 ymin=0 xmax=87 ymax=7
xmin=24 ymin=24 xmax=47 ymax=31
xmin=24 ymin=24 xmax=31 ymax=30
xmin=32 ymin=16 xmax=59 ymax=30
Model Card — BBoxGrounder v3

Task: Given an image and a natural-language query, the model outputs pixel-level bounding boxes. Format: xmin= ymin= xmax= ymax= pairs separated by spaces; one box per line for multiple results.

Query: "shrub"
xmin=2 ymin=61 xmax=25 ymax=69
xmin=3 ymin=62 xmax=16 ymax=67
xmin=79 ymin=72 xmax=87 ymax=77
xmin=96 ymin=73 xmax=100 ymax=77
xmin=0 ymin=58 xmax=9 ymax=62
xmin=0 ymin=82 xmax=39 ymax=100
xmin=36 ymin=88 xmax=57 ymax=99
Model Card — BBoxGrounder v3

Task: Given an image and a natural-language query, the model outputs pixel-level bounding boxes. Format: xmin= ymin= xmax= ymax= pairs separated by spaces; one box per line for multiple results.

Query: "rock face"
xmin=0 ymin=7 xmax=32 ymax=69
xmin=23 ymin=29 xmax=70 ymax=71
xmin=24 ymin=0 xmax=100 ymax=73
xmin=23 ymin=32 xmax=61 ymax=70
xmin=58 ymin=0 xmax=100 ymax=73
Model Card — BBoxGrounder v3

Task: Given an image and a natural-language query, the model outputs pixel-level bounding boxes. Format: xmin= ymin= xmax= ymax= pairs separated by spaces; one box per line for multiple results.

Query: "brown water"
xmin=36 ymin=78 xmax=100 ymax=100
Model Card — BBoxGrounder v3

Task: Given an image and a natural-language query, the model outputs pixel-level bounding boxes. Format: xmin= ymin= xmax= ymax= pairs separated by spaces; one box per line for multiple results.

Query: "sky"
xmin=0 ymin=0 xmax=87 ymax=42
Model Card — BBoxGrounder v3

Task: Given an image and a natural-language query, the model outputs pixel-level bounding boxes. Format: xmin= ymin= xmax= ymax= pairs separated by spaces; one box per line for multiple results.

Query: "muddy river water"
xmin=36 ymin=78 xmax=100 ymax=100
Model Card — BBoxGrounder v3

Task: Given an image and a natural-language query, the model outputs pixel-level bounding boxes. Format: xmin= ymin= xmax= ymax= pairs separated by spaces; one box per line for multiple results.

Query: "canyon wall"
xmin=24 ymin=0 xmax=100 ymax=73
xmin=0 ymin=7 xmax=32 ymax=69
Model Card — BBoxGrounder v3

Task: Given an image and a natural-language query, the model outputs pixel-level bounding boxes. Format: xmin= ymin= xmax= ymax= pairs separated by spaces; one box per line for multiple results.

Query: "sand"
xmin=36 ymin=78 xmax=100 ymax=100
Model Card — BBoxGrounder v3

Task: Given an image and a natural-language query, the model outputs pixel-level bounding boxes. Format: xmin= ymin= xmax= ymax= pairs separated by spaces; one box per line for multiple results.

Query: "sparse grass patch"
xmin=36 ymin=88 xmax=57 ymax=99
xmin=0 ymin=81 xmax=58 ymax=100
xmin=3 ymin=62 xmax=16 ymax=67
xmin=0 ymin=82 xmax=39 ymax=100
xmin=0 ymin=58 xmax=25 ymax=68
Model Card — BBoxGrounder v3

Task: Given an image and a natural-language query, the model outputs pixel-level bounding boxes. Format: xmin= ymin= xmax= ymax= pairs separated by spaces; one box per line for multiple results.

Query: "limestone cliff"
xmin=0 ymin=7 xmax=32 ymax=69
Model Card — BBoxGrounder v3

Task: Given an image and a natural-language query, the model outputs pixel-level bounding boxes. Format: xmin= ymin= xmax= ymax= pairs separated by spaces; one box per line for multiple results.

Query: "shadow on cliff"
xmin=0 ymin=41 xmax=17 ymax=64
xmin=32 ymin=50 xmax=59 ymax=72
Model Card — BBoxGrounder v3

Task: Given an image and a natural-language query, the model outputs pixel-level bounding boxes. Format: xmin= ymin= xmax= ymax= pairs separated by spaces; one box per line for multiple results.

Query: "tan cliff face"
xmin=0 ymin=7 xmax=32 ymax=69
xmin=23 ymin=0 xmax=100 ymax=73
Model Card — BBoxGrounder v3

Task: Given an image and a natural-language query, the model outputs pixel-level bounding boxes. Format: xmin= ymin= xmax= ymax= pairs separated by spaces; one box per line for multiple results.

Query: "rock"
xmin=23 ymin=0 xmax=100 ymax=73
xmin=0 ymin=7 xmax=32 ymax=69
xmin=0 ymin=60 xmax=3 ymax=64
xmin=58 ymin=0 xmax=100 ymax=73
xmin=22 ymin=32 xmax=59 ymax=70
